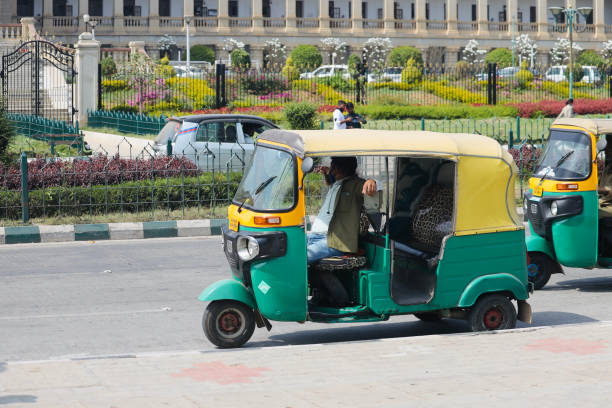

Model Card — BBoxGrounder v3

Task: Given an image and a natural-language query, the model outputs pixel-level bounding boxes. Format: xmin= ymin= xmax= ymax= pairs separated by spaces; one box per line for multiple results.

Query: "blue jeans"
xmin=307 ymin=233 xmax=343 ymax=264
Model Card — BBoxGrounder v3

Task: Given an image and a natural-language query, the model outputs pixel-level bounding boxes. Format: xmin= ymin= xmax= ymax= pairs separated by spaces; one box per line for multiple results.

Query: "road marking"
xmin=0 ymin=308 xmax=171 ymax=321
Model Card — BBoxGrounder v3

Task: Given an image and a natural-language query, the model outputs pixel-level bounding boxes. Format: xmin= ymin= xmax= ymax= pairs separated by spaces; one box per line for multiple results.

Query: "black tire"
xmin=527 ymin=252 xmax=558 ymax=290
xmin=414 ymin=312 xmax=443 ymax=322
xmin=202 ymin=300 xmax=255 ymax=348
xmin=468 ymin=294 xmax=517 ymax=332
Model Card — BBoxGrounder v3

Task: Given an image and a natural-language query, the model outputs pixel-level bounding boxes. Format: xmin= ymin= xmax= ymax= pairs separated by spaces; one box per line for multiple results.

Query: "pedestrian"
xmin=333 ymin=100 xmax=349 ymax=130
xmin=557 ymin=98 xmax=574 ymax=119
xmin=345 ymin=102 xmax=367 ymax=129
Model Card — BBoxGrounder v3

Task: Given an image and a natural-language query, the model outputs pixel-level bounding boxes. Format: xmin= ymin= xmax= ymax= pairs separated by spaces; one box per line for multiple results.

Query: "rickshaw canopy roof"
xmin=258 ymin=129 xmax=522 ymax=236
xmin=552 ymin=118 xmax=612 ymax=135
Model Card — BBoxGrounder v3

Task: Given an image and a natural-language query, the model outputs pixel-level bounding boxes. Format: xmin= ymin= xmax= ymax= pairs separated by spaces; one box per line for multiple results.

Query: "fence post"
xmin=487 ymin=63 xmax=492 ymax=105
xmin=215 ymin=64 xmax=227 ymax=108
xmin=509 ymin=129 xmax=514 ymax=149
xmin=516 ymin=116 xmax=521 ymax=142
xmin=167 ymin=138 xmax=173 ymax=155
xmin=20 ymin=152 xmax=29 ymax=223
xmin=609 ymin=77 xmax=612 ymax=99
xmin=97 ymin=63 xmax=103 ymax=111
xmin=421 ymin=117 xmax=425 ymax=131
xmin=320 ymin=119 xmax=324 ymax=129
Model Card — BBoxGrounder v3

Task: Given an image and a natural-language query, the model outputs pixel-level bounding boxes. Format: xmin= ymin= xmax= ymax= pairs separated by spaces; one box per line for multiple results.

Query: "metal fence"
xmin=99 ymin=62 xmax=612 ymax=115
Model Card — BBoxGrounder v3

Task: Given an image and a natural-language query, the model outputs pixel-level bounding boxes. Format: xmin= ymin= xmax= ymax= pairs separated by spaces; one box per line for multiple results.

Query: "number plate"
xmin=530 ymin=203 xmax=538 ymax=214
xmin=228 ymin=217 xmax=239 ymax=231
xmin=225 ymin=239 xmax=233 ymax=254
xmin=533 ymin=185 xmax=543 ymax=197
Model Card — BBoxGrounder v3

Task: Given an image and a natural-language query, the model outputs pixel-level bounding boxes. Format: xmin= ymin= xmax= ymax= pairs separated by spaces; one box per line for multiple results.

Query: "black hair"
xmin=346 ymin=102 xmax=354 ymax=109
xmin=567 ymin=98 xmax=574 ymax=104
xmin=338 ymin=100 xmax=346 ymax=106
xmin=331 ymin=156 xmax=358 ymax=177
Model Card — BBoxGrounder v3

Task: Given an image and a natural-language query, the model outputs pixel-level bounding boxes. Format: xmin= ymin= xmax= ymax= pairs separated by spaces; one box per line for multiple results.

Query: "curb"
xmin=0 ymin=219 xmax=229 ymax=245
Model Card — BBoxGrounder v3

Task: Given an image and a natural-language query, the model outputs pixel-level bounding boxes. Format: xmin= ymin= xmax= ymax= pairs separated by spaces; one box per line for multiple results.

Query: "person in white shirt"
xmin=332 ymin=100 xmax=350 ymax=130
xmin=557 ymin=98 xmax=574 ymax=119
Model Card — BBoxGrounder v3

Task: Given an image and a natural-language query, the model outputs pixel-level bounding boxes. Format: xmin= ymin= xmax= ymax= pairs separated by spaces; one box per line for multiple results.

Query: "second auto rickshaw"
xmin=199 ymin=129 xmax=532 ymax=348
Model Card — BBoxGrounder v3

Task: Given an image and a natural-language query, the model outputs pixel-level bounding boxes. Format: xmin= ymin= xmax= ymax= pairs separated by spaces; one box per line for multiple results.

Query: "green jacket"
xmin=327 ymin=175 xmax=366 ymax=253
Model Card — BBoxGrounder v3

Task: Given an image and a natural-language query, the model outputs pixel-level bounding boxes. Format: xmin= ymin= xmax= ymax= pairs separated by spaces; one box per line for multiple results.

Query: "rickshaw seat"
xmin=311 ymin=254 xmax=368 ymax=272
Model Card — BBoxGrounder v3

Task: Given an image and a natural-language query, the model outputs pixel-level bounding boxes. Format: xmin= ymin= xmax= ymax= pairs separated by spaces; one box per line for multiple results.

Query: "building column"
xmin=75 ymin=32 xmax=101 ymax=126
xmin=286 ymin=0 xmax=296 ymax=30
xmin=114 ymin=0 xmax=124 ymax=33
xmin=595 ymin=0 xmax=605 ymax=38
xmin=250 ymin=45 xmax=264 ymax=68
xmin=150 ymin=0 xmax=159 ymax=31
xmin=78 ymin=0 xmax=89 ymax=32
xmin=42 ymin=0 xmax=53 ymax=30
xmin=352 ymin=0 xmax=363 ymax=33
xmin=478 ymin=0 xmax=489 ymax=34
xmin=252 ymin=0 xmax=264 ymax=30
xmin=415 ymin=0 xmax=426 ymax=32
xmin=383 ymin=0 xmax=394 ymax=31
xmin=319 ymin=0 xmax=331 ymax=34
xmin=445 ymin=46 xmax=460 ymax=66
xmin=218 ymin=0 xmax=229 ymax=30
xmin=508 ymin=0 xmax=517 ymax=31
xmin=447 ymin=0 xmax=458 ymax=33
xmin=537 ymin=0 xmax=547 ymax=36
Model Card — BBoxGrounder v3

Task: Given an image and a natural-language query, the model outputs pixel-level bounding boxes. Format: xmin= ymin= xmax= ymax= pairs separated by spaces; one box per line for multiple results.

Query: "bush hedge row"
xmin=359 ymin=104 xmax=519 ymax=120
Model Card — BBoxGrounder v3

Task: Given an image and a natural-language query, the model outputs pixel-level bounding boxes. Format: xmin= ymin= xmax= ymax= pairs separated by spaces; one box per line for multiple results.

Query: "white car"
xmin=173 ymin=65 xmax=205 ymax=78
xmin=299 ymin=65 xmax=350 ymax=79
xmin=367 ymin=67 xmax=403 ymax=83
xmin=545 ymin=65 xmax=601 ymax=83
xmin=153 ymin=115 xmax=278 ymax=172
xmin=582 ymin=65 xmax=601 ymax=84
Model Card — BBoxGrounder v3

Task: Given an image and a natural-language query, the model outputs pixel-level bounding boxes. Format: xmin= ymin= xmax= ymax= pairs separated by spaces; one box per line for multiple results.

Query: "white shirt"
xmin=311 ymin=180 xmax=343 ymax=234
xmin=333 ymin=109 xmax=346 ymax=130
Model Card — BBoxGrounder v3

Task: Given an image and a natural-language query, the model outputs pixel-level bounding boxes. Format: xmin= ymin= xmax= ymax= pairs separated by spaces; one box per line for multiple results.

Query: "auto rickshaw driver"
xmin=598 ymin=135 xmax=612 ymax=260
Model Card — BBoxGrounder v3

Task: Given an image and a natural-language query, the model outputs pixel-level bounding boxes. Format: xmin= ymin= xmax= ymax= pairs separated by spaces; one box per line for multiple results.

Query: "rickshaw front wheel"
xmin=203 ymin=300 xmax=255 ymax=348
xmin=527 ymin=252 xmax=556 ymax=290
xmin=467 ymin=294 xmax=517 ymax=332
xmin=414 ymin=312 xmax=443 ymax=322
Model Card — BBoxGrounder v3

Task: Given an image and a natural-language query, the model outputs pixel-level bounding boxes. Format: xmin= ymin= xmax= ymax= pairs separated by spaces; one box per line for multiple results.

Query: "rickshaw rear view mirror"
xmin=596 ymin=138 xmax=607 ymax=154
xmin=301 ymin=157 xmax=314 ymax=174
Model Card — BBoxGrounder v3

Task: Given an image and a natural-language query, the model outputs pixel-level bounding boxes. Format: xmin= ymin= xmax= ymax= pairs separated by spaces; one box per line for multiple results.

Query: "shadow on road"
xmin=551 ymin=276 xmax=612 ymax=293
xmin=0 ymin=362 xmax=38 ymax=405
xmin=528 ymin=311 xmax=598 ymax=327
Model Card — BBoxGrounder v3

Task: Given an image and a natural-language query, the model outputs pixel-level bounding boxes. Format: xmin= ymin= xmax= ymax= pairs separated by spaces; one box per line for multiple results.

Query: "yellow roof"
xmin=552 ymin=118 xmax=612 ymax=135
xmin=294 ymin=129 xmax=506 ymax=158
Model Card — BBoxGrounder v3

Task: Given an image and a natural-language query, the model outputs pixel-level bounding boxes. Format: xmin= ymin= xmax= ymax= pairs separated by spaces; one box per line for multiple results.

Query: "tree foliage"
xmin=485 ymin=48 xmax=513 ymax=68
xmin=388 ymin=46 xmax=423 ymax=67
xmin=289 ymin=45 xmax=323 ymax=73
xmin=181 ymin=45 xmax=215 ymax=64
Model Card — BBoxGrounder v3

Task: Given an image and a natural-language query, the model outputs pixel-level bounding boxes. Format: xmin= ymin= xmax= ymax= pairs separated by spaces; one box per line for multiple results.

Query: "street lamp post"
xmin=549 ymin=5 xmax=593 ymax=100
xmin=82 ymin=14 xmax=97 ymax=40
xmin=185 ymin=16 xmax=192 ymax=70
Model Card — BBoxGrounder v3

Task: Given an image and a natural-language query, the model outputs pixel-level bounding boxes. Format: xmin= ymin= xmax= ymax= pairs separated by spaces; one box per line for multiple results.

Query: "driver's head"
xmin=337 ymin=100 xmax=346 ymax=111
xmin=330 ymin=156 xmax=357 ymax=180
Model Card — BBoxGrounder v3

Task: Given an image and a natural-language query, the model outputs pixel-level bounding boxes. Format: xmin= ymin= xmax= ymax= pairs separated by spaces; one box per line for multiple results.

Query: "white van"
xmin=299 ymin=65 xmax=350 ymax=79
xmin=545 ymin=65 xmax=601 ymax=84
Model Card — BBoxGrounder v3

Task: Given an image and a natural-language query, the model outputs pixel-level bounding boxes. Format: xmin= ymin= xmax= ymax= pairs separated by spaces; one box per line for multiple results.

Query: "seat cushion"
xmin=410 ymin=185 xmax=453 ymax=252
xmin=312 ymin=255 xmax=368 ymax=271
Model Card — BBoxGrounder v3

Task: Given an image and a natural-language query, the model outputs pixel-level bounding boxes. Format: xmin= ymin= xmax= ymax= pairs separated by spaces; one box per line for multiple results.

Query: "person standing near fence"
xmin=333 ymin=100 xmax=349 ymax=130
xmin=557 ymin=99 xmax=574 ymax=119
xmin=345 ymin=102 xmax=367 ymax=129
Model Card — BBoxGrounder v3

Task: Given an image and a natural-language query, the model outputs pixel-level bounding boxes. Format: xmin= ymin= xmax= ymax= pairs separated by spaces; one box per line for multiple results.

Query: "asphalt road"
xmin=1 ymin=237 xmax=611 ymax=362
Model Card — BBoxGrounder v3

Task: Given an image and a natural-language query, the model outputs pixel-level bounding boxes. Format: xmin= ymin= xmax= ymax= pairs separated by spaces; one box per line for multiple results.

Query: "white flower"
xmin=363 ymin=37 xmax=392 ymax=74
xmin=513 ymin=34 xmax=538 ymax=66
xmin=601 ymin=40 xmax=612 ymax=60
xmin=550 ymin=38 xmax=582 ymax=65
xmin=321 ymin=37 xmax=347 ymax=62
xmin=223 ymin=38 xmax=246 ymax=53
xmin=263 ymin=38 xmax=287 ymax=68
xmin=462 ymin=39 xmax=486 ymax=64
xmin=157 ymin=34 xmax=176 ymax=52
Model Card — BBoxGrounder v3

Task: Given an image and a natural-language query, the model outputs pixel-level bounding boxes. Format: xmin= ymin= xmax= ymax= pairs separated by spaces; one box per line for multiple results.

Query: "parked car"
xmin=174 ymin=65 xmax=205 ymax=78
xmin=545 ymin=65 xmax=601 ymax=83
xmin=367 ymin=67 xmax=403 ymax=83
xmin=299 ymin=65 xmax=350 ymax=79
xmin=153 ymin=114 xmax=279 ymax=171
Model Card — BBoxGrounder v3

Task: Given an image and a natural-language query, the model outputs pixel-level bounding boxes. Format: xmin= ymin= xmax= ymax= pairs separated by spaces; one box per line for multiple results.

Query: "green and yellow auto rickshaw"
xmin=525 ymin=118 xmax=612 ymax=290
xmin=199 ymin=129 xmax=532 ymax=348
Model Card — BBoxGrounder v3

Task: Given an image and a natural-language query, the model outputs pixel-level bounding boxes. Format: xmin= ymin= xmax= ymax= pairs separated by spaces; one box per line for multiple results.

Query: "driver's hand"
xmin=362 ymin=179 xmax=377 ymax=197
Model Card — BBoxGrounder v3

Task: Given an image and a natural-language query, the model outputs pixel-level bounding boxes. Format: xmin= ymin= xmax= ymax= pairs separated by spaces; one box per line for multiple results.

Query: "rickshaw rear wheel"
xmin=203 ymin=300 xmax=255 ymax=348
xmin=527 ymin=252 xmax=556 ymax=290
xmin=467 ymin=294 xmax=517 ymax=332
xmin=414 ymin=312 xmax=443 ymax=322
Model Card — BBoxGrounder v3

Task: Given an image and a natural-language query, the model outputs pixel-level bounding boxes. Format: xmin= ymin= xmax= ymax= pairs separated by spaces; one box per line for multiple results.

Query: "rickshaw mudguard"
xmin=198 ymin=279 xmax=256 ymax=309
xmin=526 ymin=232 xmax=555 ymax=260
xmin=457 ymin=273 xmax=529 ymax=307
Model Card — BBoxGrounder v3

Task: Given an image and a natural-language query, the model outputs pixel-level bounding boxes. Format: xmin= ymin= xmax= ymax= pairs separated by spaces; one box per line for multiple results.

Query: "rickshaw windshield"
xmin=535 ymin=130 xmax=592 ymax=180
xmin=233 ymin=145 xmax=296 ymax=212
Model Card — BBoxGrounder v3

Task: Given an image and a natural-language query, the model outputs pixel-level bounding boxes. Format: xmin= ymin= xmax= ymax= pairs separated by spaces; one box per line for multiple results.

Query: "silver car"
xmin=153 ymin=114 xmax=278 ymax=172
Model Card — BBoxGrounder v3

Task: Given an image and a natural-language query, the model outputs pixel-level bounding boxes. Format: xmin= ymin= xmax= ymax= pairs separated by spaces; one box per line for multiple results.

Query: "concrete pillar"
xmin=508 ymin=0 xmax=517 ymax=29
xmin=218 ymin=0 xmax=229 ymax=30
xmin=286 ymin=0 xmax=296 ymax=30
xmin=150 ymin=0 xmax=159 ymax=30
xmin=75 ymin=32 xmax=100 ymax=126
xmin=537 ymin=0 xmax=547 ymax=35
xmin=595 ymin=0 xmax=605 ymax=38
xmin=383 ymin=0 xmax=394 ymax=31
xmin=478 ymin=0 xmax=489 ymax=34
xmin=79 ymin=0 xmax=89 ymax=32
xmin=352 ymin=0 xmax=363 ymax=32
xmin=20 ymin=17 xmax=37 ymax=41
xmin=416 ymin=0 xmax=426 ymax=32
xmin=184 ymin=0 xmax=194 ymax=16
xmin=319 ymin=0 xmax=331 ymax=33
xmin=129 ymin=40 xmax=147 ymax=55
xmin=447 ymin=0 xmax=458 ymax=33
xmin=445 ymin=46 xmax=460 ymax=66
xmin=252 ymin=0 xmax=264 ymax=29
xmin=250 ymin=45 xmax=264 ymax=68
xmin=114 ymin=0 xmax=123 ymax=16
xmin=43 ymin=0 xmax=53 ymax=16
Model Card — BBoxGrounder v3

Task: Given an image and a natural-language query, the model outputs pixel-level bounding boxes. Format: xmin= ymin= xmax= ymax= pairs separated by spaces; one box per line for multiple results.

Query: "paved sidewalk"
xmin=83 ymin=131 xmax=155 ymax=158
xmin=1 ymin=321 xmax=611 ymax=407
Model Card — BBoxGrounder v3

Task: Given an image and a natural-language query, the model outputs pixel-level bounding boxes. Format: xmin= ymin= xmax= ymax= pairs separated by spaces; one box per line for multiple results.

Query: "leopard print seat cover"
xmin=410 ymin=185 xmax=453 ymax=252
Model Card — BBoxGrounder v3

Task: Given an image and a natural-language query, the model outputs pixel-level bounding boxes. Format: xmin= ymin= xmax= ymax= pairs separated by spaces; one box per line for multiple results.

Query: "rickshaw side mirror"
xmin=596 ymin=138 xmax=607 ymax=154
xmin=301 ymin=157 xmax=314 ymax=174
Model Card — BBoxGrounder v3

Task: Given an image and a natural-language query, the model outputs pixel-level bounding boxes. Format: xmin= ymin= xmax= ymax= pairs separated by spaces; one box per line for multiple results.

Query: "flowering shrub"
xmin=541 ymin=81 xmax=595 ymax=100
xmin=102 ymin=79 xmax=128 ymax=92
xmin=241 ymin=74 xmax=290 ymax=95
xmin=421 ymin=80 xmax=487 ymax=104
xmin=367 ymin=82 xmax=418 ymax=91
xmin=508 ymin=145 xmax=541 ymax=174
xmin=291 ymin=79 xmax=316 ymax=92
xmin=316 ymin=84 xmax=348 ymax=104
xmin=513 ymin=98 xmax=612 ymax=118
xmin=259 ymin=92 xmax=292 ymax=102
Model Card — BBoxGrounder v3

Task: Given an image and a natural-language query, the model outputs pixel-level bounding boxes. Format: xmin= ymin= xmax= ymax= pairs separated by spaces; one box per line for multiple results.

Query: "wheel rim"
xmin=527 ymin=263 xmax=539 ymax=278
xmin=483 ymin=307 xmax=503 ymax=329
xmin=215 ymin=308 xmax=246 ymax=339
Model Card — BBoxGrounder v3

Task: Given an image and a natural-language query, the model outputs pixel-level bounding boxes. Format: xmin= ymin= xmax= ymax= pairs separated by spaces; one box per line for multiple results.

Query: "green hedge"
xmin=359 ymin=104 xmax=519 ymax=120
xmin=0 ymin=174 xmax=243 ymax=219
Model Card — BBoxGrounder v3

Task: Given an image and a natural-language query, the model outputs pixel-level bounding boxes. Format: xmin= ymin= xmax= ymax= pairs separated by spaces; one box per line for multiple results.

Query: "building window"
xmin=88 ymin=0 xmax=103 ymax=16
xmin=425 ymin=3 xmax=429 ymax=20
xmin=124 ymin=0 xmax=135 ymax=16
xmin=53 ymin=0 xmax=66 ymax=16
xmin=229 ymin=0 xmax=239 ymax=17
xmin=471 ymin=4 xmax=476 ymax=21
xmin=377 ymin=8 xmax=382 ymax=19
xmin=263 ymin=0 xmax=271 ymax=17
xmin=411 ymin=3 xmax=414 ymax=19
xmin=362 ymin=2 xmax=367 ymax=18
xmin=18 ymin=0 xmax=34 ymax=16
xmin=394 ymin=2 xmax=401 ymax=19
xmin=160 ymin=0 xmax=171 ymax=16
xmin=296 ymin=0 xmax=303 ymax=17
xmin=529 ymin=6 xmax=536 ymax=23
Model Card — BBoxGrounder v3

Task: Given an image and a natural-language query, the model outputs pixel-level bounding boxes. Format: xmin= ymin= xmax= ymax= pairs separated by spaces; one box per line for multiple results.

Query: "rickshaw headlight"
xmin=524 ymin=198 xmax=528 ymax=211
xmin=550 ymin=201 xmax=558 ymax=216
xmin=237 ymin=236 xmax=260 ymax=261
